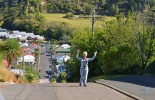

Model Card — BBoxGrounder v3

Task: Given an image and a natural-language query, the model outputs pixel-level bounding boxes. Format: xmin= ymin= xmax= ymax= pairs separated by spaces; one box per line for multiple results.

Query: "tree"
xmin=134 ymin=13 xmax=155 ymax=74
xmin=0 ymin=39 xmax=22 ymax=69
xmin=92 ymin=18 xmax=141 ymax=75
xmin=84 ymin=3 xmax=92 ymax=15
xmin=0 ymin=39 xmax=4 ymax=64
xmin=69 ymin=28 xmax=103 ymax=77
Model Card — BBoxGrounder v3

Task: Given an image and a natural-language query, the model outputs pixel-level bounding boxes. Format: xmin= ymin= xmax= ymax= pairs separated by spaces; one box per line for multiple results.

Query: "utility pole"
xmin=22 ymin=49 xmax=25 ymax=76
xmin=91 ymin=5 xmax=100 ymax=37
xmin=92 ymin=6 xmax=95 ymax=36
xmin=86 ymin=3 xmax=100 ymax=38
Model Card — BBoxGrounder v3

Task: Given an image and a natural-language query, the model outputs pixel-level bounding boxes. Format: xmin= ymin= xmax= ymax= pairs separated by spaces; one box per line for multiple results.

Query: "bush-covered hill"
xmin=0 ymin=0 xmax=155 ymax=19
xmin=0 ymin=0 xmax=154 ymax=40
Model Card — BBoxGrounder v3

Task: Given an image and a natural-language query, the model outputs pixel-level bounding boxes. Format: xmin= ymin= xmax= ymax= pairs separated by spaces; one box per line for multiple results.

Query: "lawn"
xmin=43 ymin=14 xmax=115 ymax=28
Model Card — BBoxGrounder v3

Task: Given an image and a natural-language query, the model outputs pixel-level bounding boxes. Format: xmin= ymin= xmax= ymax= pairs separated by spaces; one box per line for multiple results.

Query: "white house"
xmin=12 ymin=30 xmax=19 ymax=34
xmin=61 ymin=44 xmax=70 ymax=49
xmin=57 ymin=54 xmax=70 ymax=63
xmin=0 ymin=29 xmax=8 ymax=37
xmin=17 ymin=55 xmax=35 ymax=65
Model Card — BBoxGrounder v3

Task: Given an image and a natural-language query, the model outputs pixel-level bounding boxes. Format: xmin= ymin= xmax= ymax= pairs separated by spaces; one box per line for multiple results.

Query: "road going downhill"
xmin=1 ymin=83 xmax=57 ymax=100
xmin=38 ymin=43 xmax=52 ymax=79
xmin=0 ymin=43 xmax=136 ymax=100
xmin=1 ymin=82 xmax=133 ymax=100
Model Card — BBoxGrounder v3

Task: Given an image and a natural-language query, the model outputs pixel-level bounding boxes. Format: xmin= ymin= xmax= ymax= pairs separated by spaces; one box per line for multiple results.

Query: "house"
xmin=52 ymin=44 xmax=71 ymax=54
xmin=17 ymin=55 xmax=35 ymax=65
xmin=21 ymin=42 xmax=29 ymax=47
xmin=61 ymin=44 xmax=70 ymax=49
xmin=12 ymin=30 xmax=19 ymax=34
xmin=23 ymin=47 xmax=35 ymax=56
xmin=30 ymin=43 xmax=37 ymax=47
xmin=0 ymin=29 xmax=44 ymax=41
xmin=0 ymin=29 xmax=9 ymax=37
xmin=56 ymin=54 xmax=70 ymax=63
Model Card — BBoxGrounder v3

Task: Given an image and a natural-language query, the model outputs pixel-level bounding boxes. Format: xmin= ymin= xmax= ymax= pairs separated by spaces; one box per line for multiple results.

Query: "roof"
xmin=57 ymin=55 xmax=70 ymax=62
xmin=61 ymin=44 xmax=70 ymax=49
xmin=11 ymin=69 xmax=24 ymax=76
xmin=52 ymin=53 xmax=66 ymax=59
xmin=18 ymin=55 xmax=35 ymax=63
xmin=30 ymin=43 xmax=37 ymax=47
xmin=55 ymin=48 xmax=70 ymax=53
xmin=2 ymin=60 xmax=8 ymax=66
xmin=24 ymin=51 xmax=35 ymax=56
xmin=54 ymin=46 xmax=64 ymax=50
xmin=23 ymin=48 xmax=31 ymax=51
xmin=21 ymin=43 xmax=28 ymax=47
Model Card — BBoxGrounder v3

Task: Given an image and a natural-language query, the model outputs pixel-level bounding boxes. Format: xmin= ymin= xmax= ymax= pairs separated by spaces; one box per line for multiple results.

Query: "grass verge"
xmin=0 ymin=65 xmax=24 ymax=83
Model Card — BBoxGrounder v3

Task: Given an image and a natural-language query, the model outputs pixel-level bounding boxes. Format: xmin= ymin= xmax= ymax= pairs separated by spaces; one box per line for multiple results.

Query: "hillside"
xmin=0 ymin=0 xmax=154 ymax=40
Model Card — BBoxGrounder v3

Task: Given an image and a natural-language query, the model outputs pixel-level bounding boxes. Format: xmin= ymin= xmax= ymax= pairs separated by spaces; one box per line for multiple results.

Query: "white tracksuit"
xmin=76 ymin=53 xmax=96 ymax=85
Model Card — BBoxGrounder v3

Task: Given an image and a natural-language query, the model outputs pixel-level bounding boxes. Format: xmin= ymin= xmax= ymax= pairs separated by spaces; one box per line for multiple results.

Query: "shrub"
xmin=61 ymin=72 xmax=67 ymax=80
xmin=65 ymin=12 xmax=74 ymax=19
xmin=17 ymin=64 xmax=23 ymax=69
xmin=51 ymin=78 xmax=56 ymax=83
xmin=0 ymin=78 xmax=5 ymax=82
xmin=62 ymin=80 xmax=66 ymax=83
xmin=25 ymin=73 xmax=34 ymax=83
xmin=24 ymin=66 xmax=39 ymax=83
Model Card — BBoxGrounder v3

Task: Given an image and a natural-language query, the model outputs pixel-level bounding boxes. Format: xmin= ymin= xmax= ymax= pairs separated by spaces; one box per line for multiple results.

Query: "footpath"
xmin=96 ymin=75 xmax=155 ymax=100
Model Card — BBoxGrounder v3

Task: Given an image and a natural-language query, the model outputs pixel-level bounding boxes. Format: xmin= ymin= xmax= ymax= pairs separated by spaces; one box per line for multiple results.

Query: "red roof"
xmin=54 ymin=46 xmax=64 ymax=50
xmin=23 ymin=48 xmax=31 ymax=51
xmin=30 ymin=43 xmax=37 ymax=47
xmin=24 ymin=52 xmax=35 ymax=56
xmin=24 ymin=52 xmax=29 ymax=55
xmin=2 ymin=60 xmax=8 ymax=67
xmin=24 ymin=54 xmax=35 ymax=56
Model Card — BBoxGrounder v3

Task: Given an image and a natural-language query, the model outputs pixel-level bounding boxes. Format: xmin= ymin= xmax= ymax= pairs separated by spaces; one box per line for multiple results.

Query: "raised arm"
xmin=87 ymin=51 xmax=97 ymax=61
xmin=76 ymin=49 xmax=82 ymax=60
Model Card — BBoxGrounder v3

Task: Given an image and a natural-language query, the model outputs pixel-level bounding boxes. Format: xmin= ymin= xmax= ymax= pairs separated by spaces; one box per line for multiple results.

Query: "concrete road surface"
xmin=53 ymin=82 xmax=132 ymax=100
xmin=1 ymin=82 xmax=132 ymax=100
xmin=39 ymin=44 xmax=52 ymax=79
xmin=1 ymin=83 xmax=57 ymax=100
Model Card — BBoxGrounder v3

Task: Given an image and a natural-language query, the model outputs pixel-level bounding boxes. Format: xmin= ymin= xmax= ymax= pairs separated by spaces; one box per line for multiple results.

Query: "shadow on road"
xmin=106 ymin=75 xmax=155 ymax=88
xmin=53 ymin=85 xmax=80 ymax=87
xmin=44 ymin=76 xmax=49 ymax=78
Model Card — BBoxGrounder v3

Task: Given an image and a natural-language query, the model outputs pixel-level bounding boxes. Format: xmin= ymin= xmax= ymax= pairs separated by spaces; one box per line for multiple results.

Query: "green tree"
xmin=69 ymin=28 xmax=102 ymax=78
xmin=134 ymin=13 xmax=155 ymax=74
xmin=0 ymin=39 xmax=22 ymax=69
xmin=84 ymin=3 xmax=92 ymax=15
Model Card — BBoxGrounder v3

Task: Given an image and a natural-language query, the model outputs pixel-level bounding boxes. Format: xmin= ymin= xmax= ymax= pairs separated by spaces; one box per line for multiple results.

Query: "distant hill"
xmin=0 ymin=0 xmax=154 ymax=35
xmin=0 ymin=0 xmax=155 ymax=17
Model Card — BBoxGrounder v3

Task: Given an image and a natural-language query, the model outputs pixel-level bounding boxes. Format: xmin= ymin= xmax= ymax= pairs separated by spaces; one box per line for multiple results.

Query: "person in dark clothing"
xmin=48 ymin=71 xmax=52 ymax=81
xmin=67 ymin=71 xmax=72 ymax=82
xmin=58 ymin=74 xmax=62 ymax=83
